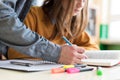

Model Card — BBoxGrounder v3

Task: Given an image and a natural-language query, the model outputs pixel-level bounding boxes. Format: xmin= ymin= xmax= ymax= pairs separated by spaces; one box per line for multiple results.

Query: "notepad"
xmin=81 ymin=59 xmax=120 ymax=66
xmin=0 ymin=59 xmax=63 ymax=72
xmin=81 ymin=50 xmax=120 ymax=66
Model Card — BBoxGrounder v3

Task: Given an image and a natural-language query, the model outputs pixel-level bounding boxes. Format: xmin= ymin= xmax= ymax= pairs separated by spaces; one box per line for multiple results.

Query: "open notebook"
xmin=0 ymin=59 xmax=63 ymax=72
xmin=81 ymin=50 xmax=120 ymax=66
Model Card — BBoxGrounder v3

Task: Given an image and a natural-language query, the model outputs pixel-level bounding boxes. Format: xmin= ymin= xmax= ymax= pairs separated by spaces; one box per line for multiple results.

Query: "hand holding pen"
xmin=62 ymin=36 xmax=86 ymax=54
xmin=62 ymin=36 xmax=85 ymax=53
xmin=58 ymin=36 xmax=87 ymax=64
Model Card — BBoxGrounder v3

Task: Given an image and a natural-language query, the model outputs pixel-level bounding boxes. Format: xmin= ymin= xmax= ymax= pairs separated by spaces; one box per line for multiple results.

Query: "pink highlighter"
xmin=66 ymin=67 xmax=94 ymax=74
xmin=66 ymin=68 xmax=80 ymax=73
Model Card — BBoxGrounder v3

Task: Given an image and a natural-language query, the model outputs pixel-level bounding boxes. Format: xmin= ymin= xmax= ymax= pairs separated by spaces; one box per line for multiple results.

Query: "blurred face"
xmin=62 ymin=0 xmax=86 ymax=16
xmin=73 ymin=0 xmax=86 ymax=16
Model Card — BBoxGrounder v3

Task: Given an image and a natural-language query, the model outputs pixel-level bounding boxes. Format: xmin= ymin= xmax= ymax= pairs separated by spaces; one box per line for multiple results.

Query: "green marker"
xmin=96 ymin=66 xmax=103 ymax=76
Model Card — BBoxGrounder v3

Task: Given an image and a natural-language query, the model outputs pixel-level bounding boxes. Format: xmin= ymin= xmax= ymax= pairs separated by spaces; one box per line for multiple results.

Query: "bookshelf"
xmin=87 ymin=0 xmax=120 ymax=50
xmin=87 ymin=0 xmax=102 ymax=44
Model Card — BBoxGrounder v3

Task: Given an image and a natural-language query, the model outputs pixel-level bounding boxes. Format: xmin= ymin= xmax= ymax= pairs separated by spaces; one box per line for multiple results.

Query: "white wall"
xmin=108 ymin=0 xmax=120 ymax=40
xmin=109 ymin=21 xmax=120 ymax=40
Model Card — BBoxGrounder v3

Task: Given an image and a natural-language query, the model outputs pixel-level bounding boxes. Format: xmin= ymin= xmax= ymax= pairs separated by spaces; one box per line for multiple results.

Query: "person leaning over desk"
xmin=8 ymin=0 xmax=99 ymax=62
xmin=0 ymin=0 xmax=99 ymax=65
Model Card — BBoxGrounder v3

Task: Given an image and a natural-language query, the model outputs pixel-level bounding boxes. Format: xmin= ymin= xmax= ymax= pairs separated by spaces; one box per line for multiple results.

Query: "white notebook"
xmin=81 ymin=50 xmax=120 ymax=66
xmin=81 ymin=59 xmax=119 ymax=66
xmin=0 ymin=59 xmax=63 ymax=72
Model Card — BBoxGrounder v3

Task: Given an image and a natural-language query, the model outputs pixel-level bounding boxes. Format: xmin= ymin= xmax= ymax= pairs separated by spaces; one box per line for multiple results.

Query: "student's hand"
xmin=58 ymin=45 xmax=87 ymax=64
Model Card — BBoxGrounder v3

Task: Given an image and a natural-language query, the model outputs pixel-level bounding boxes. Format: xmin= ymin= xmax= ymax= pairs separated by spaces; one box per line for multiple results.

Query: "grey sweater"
xmin=0 ymin=1 xmax=61 ymax=62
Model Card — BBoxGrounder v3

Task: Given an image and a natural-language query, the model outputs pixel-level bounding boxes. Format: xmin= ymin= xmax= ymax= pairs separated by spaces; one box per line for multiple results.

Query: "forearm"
xmin=0 ymin=1 xmax=61 ymax=62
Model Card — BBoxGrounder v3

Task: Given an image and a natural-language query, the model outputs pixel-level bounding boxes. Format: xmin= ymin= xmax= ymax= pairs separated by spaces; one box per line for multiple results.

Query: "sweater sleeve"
xmin=73 ymin=32 xmax=99 ymax=50
xmin=0 ymin=1 xmax=61 ymax=62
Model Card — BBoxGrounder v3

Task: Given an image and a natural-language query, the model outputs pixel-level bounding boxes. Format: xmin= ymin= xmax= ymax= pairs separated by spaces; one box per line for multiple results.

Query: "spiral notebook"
xmin=0 ymin=59 xmax=63 ymax=72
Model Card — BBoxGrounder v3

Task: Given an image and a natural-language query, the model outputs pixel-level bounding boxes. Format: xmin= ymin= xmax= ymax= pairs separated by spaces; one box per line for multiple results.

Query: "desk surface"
xmin=0 ymin=65 xmax=120 ymax=80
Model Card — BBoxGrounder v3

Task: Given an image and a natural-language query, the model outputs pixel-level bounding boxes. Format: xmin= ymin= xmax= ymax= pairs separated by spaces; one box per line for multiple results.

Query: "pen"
xmin=10 ymin=61 xmax=32 ymax=67
xmin=66 ymin=67 xmax=94 ymax=73
xmin=75 ymin=64 xmax=87 ymax=68
xmin=62 ymin=36 xmax=72 ymax=46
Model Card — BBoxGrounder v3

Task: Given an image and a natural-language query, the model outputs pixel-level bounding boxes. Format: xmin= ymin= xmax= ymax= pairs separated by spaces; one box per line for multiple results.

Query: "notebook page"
xmin=82 ymin=50 xmax=120 ymax=66
xmin=81 ymin=59 xmax=120 ymax=66
xmin=84 ymin=50 xmax=120 ymax=59
xmin=0 ymin=60 xmax=63 ymax=71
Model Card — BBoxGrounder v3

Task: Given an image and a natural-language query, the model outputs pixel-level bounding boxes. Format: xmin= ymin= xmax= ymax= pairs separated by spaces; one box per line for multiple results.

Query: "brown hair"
xmin=42 ymin=0 xmax=88 ymax=40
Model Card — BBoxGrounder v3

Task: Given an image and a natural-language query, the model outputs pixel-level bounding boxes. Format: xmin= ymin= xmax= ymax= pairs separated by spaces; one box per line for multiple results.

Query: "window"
xmin=109 ymin=0 xmax=120 ymax=40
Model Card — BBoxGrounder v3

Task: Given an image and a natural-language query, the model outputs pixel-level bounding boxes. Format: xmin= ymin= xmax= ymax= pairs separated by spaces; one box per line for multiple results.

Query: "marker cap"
xmin=96 ymin=67 xmax=103 ymax=76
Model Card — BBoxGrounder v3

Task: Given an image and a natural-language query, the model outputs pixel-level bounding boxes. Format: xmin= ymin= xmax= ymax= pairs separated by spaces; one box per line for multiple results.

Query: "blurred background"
xmin=34 ymin=0 xmax=120 ymax=50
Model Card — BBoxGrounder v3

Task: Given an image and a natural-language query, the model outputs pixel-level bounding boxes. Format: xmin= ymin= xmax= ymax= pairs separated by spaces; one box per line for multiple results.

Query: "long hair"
xmin=42 ymin=0 xmax=88 ymax=40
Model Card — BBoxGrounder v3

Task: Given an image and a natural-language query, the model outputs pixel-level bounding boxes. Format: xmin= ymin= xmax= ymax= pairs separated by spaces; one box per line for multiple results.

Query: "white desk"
xmin=0 ymin=65 xmax=120 ymax=80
